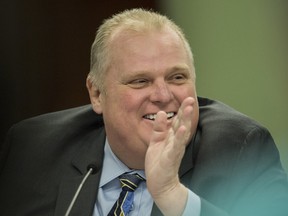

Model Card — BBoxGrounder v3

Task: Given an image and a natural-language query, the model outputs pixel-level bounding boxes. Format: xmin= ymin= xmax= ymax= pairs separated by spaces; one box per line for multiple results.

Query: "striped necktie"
xmin=107 ymin=173 xmax=144 ymax=216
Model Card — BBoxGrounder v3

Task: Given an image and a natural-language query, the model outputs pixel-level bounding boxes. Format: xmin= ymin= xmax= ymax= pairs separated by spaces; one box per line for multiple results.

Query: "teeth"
xmin=145 ymin=114 xmax=157 ymax=120
xmin=144 ymin=112 xmax=175 ymax=120
xmin=167 ymin=112 xmax=175 ymax=119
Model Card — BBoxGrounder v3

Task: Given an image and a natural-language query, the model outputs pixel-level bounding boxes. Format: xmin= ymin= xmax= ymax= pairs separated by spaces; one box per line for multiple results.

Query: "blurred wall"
xmin=0 ymin=0 xmax=159 ymax=144
xmin=159 ymin=0 xmax=288 ymax=171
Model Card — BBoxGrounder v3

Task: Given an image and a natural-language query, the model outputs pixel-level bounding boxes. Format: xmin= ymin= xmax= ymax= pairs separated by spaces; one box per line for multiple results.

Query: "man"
xmin=0 ymin=8 xmax=288 ymax=216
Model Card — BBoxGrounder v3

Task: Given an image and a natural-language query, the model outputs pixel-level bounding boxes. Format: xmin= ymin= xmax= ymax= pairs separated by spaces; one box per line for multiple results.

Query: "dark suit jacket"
xmin=1 ymin=97 xmax=288 ymax=216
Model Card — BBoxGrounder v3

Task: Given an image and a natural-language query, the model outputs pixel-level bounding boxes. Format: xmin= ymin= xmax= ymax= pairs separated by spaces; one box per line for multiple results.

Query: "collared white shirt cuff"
xmin=182 ymin=190 xmax=201 ymax=216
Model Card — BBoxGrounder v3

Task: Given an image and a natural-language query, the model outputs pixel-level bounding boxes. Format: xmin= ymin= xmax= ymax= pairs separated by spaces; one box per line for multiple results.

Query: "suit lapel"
xmin=179 ymin=134 xmax=195 ymax=177
xmin=54 ymin=128 xmax=106 ymax=216
xmin=54 ymin=124 xmax=200 ymax=216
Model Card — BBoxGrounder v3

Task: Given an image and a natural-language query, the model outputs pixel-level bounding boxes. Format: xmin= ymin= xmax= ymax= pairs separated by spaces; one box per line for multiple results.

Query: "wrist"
xmin=153 ymin=183 xmax=188 ymax=216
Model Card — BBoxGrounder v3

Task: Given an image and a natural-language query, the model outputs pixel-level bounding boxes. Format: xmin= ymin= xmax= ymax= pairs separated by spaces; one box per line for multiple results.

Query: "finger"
xmin=165 ymin=125 xmax=188 ymax=170
xmin=172 ymin=97 xmax=195 ymax=131
xmin=179 ymin=97 xmax=195 ymax=120
xmin=150 ymin=111 xmax=168 ymax=144
xmin=153 ymin=111 xmax=167 ymax=132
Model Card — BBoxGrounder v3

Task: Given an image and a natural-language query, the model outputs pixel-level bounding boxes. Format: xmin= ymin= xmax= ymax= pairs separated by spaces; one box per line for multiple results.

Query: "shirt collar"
xmin=99 ymin=139 xmax=145 ymax=188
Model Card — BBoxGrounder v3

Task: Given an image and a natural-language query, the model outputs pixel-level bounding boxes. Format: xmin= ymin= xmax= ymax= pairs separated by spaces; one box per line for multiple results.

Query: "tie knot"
xmin=119 ymin=173 xmax=144 ymax=192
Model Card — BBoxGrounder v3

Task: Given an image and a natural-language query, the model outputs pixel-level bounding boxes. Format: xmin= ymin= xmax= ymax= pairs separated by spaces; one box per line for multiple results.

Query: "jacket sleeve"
xmin=199 ymin=126 xmax=288 ymax=216
xmin=228 ymin=126 xmax=288 ymax=216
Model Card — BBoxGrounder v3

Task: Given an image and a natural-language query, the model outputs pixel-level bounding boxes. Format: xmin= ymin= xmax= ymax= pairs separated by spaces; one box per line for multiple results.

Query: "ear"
xmin=86 ymin=78 xmax=103 ymax=114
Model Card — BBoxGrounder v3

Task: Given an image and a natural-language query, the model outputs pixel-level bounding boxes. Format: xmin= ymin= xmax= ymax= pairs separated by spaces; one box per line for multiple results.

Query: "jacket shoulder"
xmin=198 ymin=97 xmax=265 ymax=133
xmin=14 ymin=105 xmax=104 ymax=131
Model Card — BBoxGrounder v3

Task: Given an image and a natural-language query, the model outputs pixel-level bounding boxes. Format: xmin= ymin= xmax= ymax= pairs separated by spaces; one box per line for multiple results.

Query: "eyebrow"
xmin=166 ymin=64 xmax=190 ymax=73
xmin=163 ymin=64 xmax=192 ymax=78
xmin=123 ymin=64 xmax=191 ymax=79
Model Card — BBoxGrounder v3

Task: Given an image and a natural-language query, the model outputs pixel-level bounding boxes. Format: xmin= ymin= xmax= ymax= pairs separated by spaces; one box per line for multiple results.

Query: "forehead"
xmin=109 ymin=27 xmax=188 ymax=62
xmin=111 ymin=25 xmax=183 ymax=46
xmin=106 ymin=27 xmax=194 ymax=77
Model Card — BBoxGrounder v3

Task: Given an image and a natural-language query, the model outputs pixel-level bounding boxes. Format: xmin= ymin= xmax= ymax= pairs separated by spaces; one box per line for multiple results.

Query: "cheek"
xmin=109 ymin=90 xmax=143 ymax=113
xmin=174 ymin=85 xmax=196 ymax=100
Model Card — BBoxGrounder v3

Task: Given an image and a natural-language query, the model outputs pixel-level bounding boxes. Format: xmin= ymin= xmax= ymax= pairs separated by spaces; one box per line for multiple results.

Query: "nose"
xmin=149 ymin=80 xmax=173 ymax=104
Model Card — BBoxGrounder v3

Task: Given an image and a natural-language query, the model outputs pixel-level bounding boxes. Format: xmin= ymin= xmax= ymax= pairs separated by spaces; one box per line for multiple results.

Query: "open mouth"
xmin=143 ymin=112 xmax=176 ymax=121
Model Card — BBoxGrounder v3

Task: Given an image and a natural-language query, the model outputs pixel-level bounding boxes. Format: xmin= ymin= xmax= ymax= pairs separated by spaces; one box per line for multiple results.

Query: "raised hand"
xmin=145 ymin=97 xmax=196 ymax=216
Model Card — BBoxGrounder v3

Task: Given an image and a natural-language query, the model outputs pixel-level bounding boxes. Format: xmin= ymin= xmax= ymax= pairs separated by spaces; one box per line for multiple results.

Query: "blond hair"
xmin=88 ymin=8 xmax=195 ymax=92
